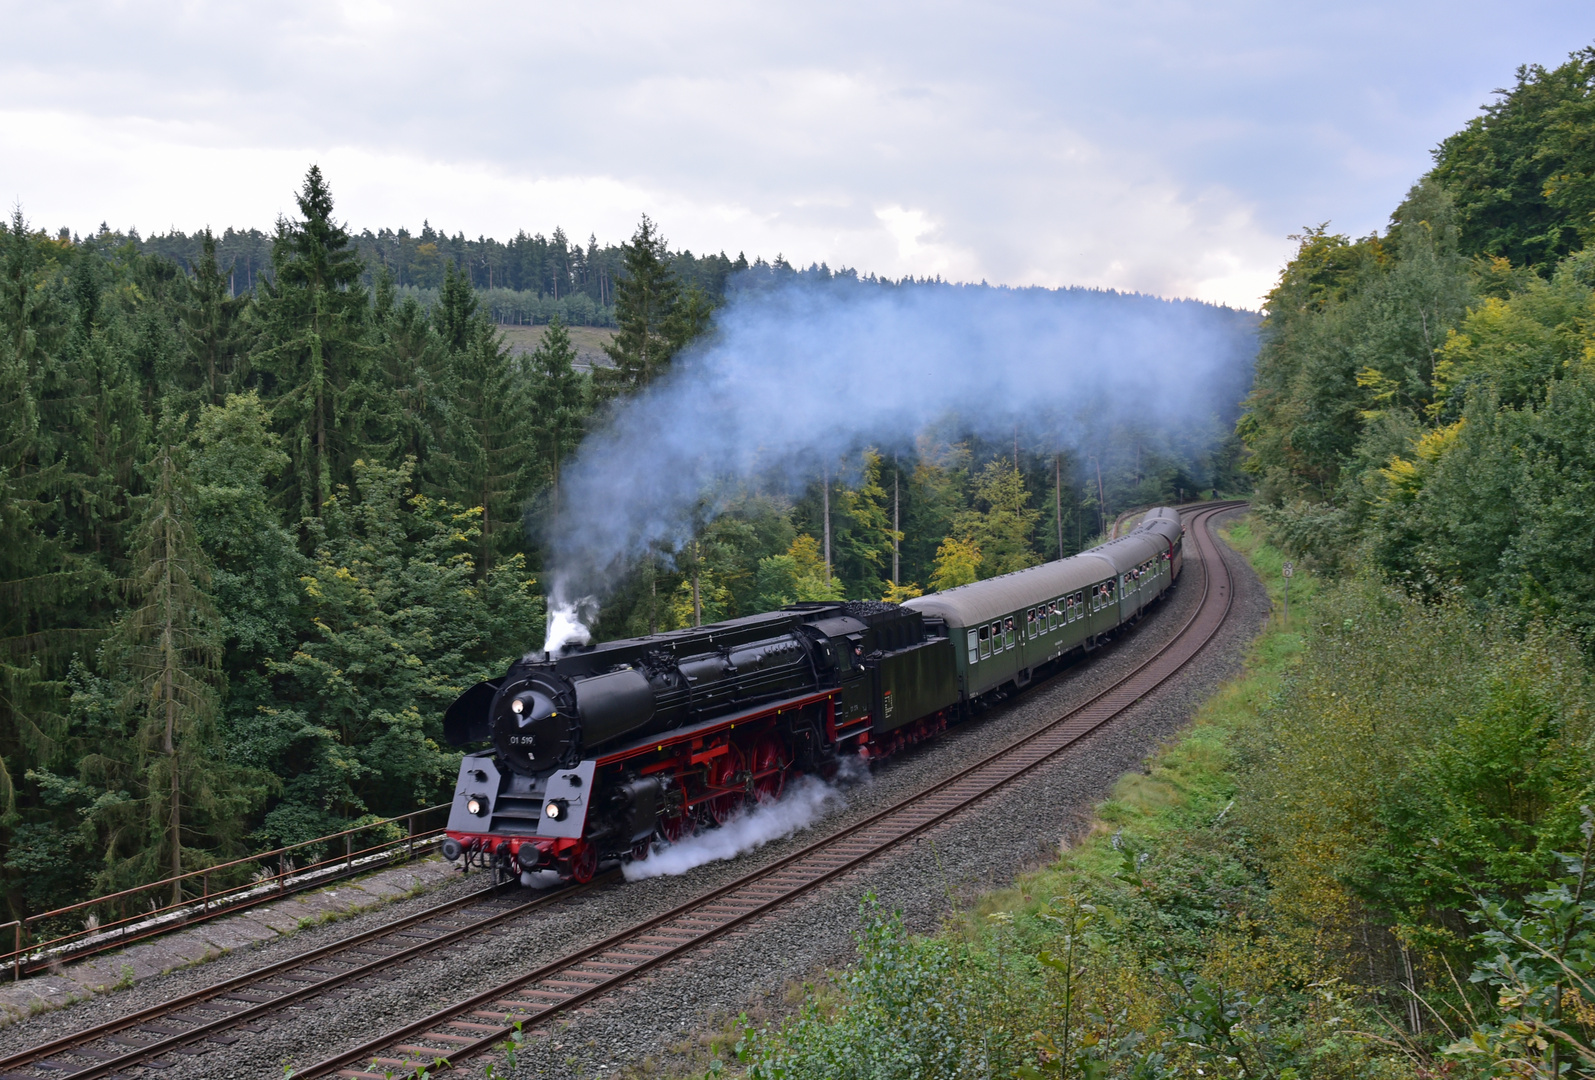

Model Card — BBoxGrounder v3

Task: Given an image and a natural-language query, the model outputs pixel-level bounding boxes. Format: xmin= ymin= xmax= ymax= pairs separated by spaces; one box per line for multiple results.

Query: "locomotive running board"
xmin=595 ymin=688 xmax=839 ymax=769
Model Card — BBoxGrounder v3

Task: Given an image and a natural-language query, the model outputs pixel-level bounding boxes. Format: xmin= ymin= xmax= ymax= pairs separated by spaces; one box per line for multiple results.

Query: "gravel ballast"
xmin=0 ymin=509 xmax=1267 ymax=1080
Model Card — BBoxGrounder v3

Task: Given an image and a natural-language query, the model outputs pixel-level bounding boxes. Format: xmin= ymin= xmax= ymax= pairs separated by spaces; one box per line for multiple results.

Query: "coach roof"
xmin=903 ymin=552 xmax=1120 ymax=629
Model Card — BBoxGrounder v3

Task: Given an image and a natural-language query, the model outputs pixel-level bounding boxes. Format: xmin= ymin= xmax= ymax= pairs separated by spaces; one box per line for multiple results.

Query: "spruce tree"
xmin=93 ymin=428 xmax=235 ymax=902
xmin=375 ymin=272 xmax=454 ymax=495
xmin=436 ymin=260 xmax=478 ymax=354
xmin=526 ymin=314 xmax=588 ymax=525
xmin=178 ymin=230 xmax=248 ymax=405
xmin=252 ymin=167 xmax=375 ymax=521
xmin=452 ymin=316 xmax=533 ymax=571
xmin=595 ymin=216 xmax=698 ymax=401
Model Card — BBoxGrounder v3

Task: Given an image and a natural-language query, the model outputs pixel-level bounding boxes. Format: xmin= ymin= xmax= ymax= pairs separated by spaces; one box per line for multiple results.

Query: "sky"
xmin=2 ymin=1 xmax=1591 ymax=310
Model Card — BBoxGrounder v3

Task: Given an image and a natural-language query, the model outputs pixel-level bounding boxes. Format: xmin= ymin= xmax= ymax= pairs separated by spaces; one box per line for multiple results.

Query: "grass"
xmin=964 ymin=515 xmax=1315 ymax=929
xmin=495 ymin=324 xmax=615 ymax=370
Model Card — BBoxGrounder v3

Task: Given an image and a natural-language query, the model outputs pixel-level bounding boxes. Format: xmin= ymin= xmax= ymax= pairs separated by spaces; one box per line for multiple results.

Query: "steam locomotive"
xmin=439 ymin=508 xmax=1186 ymax=884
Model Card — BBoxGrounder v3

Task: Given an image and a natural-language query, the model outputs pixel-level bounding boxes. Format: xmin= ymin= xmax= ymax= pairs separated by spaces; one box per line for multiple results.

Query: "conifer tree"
xmin=178 ymin=230 xmax=248 ymax=405
xmin=93 ymin=428 xmax=234 ymax=902
xmin=452 ymin=316 xmax=532 ymax=571
xmin=526 ymin=314 xmax=588 ymax=524
xmin=252 ymin=167 xmax=375 ymax=520
xmin=375 ymin=272 xmax=454 ymax=494
xmin=436 ymin=260 xmax=478 ymax=354
xmin=595 ymin=216 xmax=709 ymax=401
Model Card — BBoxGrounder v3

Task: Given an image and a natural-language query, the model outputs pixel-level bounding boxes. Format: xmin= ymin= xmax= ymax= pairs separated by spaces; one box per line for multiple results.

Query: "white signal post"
xmin=1282 ymin=561 xmax=1293 ymax=627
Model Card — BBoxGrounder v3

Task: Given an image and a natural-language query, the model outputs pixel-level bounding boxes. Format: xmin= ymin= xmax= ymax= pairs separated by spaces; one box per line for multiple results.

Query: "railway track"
xmin=0 ymin=872 xmax=616 ymax=1079
xmin=296 ymin=500 xmax=1244 ymax=1079
xmin=0 ymin=501 xmax=1242 ymax=1080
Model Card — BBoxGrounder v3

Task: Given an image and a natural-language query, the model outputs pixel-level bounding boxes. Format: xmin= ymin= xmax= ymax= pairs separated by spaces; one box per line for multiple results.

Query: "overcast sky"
xmin=2 ymin=2 xmax=1591 ymax=309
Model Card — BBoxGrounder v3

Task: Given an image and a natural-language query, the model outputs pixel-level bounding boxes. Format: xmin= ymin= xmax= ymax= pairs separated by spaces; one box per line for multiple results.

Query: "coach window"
xmin=989 ymin=621 xmax=1002 ymax=652
xmin=1027 ymin=608 xmax=1038 ymax=637
xmin=1048 ymin=601 xmax=1058 ymax=630
xmin=979 ymin=625 xmax=991 ymax=659
xmin=1004 ymin=617 xmax=1015 ymax=649
xmin=967 ymin=629 xmax=979 ymax=665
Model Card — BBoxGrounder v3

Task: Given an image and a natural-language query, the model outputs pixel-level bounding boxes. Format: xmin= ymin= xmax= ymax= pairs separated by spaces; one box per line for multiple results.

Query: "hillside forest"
xmin=726 ymin=46 xmax=1595 ymax=1080
xmin=0 ymin=167 xmax=1241 ymax=919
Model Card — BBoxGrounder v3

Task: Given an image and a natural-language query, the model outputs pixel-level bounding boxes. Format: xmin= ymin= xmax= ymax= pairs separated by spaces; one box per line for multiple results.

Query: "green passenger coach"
xmin=904 ymin=507 xmax=1184 ymax=703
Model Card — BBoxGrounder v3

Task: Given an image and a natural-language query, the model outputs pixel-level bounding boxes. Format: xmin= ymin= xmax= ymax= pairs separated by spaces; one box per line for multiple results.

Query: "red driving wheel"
xmin=658 ymin=809 xmax=690 ymax=844
xmin=705 ymin=744 xmax=747 ymax=826
xmin=751 ymin=734 xmax=788 ymax=804
xmin=565 ymin=840 xmax=597 ymax=884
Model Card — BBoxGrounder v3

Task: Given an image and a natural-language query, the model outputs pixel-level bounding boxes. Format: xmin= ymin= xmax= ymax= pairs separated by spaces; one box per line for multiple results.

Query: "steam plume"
xmin=622 ymin=774 xmax=842 ymax=881
xmin=547 ymin=275 xmax=1256 ymax=603
xmin=542 ymin=596 xmax=597 ymax=654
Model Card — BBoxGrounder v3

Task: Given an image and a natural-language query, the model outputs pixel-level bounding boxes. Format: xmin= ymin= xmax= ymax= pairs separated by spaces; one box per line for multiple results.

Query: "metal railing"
xmin=2 ymin=803 xmax=451 ymax=981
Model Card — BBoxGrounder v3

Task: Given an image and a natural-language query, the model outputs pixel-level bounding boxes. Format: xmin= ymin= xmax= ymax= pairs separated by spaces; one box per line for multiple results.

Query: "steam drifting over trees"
xmin=0 ymin=166 xmax=1251 ymax=918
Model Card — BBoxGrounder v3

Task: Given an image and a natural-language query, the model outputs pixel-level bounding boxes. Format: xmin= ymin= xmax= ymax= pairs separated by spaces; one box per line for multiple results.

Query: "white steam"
xmin=547 ymin=276 xmax=1256 ymax=599
xmin=542 ymin=596 xmax=597 ymax=654
xmin=622 ymin=774 xmax=844 ymax=881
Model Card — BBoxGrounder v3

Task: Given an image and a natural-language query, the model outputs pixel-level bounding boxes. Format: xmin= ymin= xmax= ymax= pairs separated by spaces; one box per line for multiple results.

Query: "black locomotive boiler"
xmin=440 ymin=508 xmax=1185 ymax=883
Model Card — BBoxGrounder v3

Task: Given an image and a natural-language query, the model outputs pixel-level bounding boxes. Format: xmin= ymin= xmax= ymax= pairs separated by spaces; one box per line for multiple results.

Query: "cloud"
xmin=1 ymin=1 xmax=1590 ymax=308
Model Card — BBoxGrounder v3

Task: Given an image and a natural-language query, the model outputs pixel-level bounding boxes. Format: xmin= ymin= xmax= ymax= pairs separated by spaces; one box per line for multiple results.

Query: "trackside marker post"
xmin=1282 ymin=561 xmax=1293 ymax=627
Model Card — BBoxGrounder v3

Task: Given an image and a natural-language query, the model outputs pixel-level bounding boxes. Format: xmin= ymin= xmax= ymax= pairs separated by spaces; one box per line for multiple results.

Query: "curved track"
xmin=0 ymin=502 xmax=1242 ymax=1080
xmin=299 ymin=501 xmax=1244 ymax=1079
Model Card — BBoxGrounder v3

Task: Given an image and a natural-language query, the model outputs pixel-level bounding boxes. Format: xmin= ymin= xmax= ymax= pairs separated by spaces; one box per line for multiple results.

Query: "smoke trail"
xmin=547 ymin=276 xmax=1255 ymax=600
xmin=622 ymin=774 xmax=843 ymax=881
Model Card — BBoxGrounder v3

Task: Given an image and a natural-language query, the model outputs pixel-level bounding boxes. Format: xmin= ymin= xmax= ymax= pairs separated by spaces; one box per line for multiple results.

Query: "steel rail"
xmin=299 ymin=501 xmax=1244 ymax=1079
xmin=4 ymin=805 xmax=452 ymax=980
xmin=0 ymin=870 xmax=619 ymax=1079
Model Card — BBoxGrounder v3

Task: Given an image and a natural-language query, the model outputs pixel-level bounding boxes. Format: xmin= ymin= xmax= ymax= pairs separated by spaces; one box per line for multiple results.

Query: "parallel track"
xmin=300 ymin=501 xmax=1244 ymax=1079
xmin=0 ymin=873 xmax=615 ymax=1079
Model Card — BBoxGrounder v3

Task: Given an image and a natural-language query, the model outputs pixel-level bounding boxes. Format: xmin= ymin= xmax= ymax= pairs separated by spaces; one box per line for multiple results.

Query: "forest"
xmin=724 ymin=46 xmax=1595 ymax=1080
xmin=0 ymin=167 xmax=1239 ymax=921
xmin=122 ymin=216 xmax=806 ymax=329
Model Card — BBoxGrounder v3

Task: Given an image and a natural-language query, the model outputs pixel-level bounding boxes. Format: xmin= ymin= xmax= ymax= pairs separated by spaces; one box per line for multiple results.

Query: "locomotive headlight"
xmin=511 ymin=697 xmax=525 ymax=714
xmin=466 ymin=796 xmax=487 ymax=816
xmin=545 ymin=799 xmax=569 ymax=821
